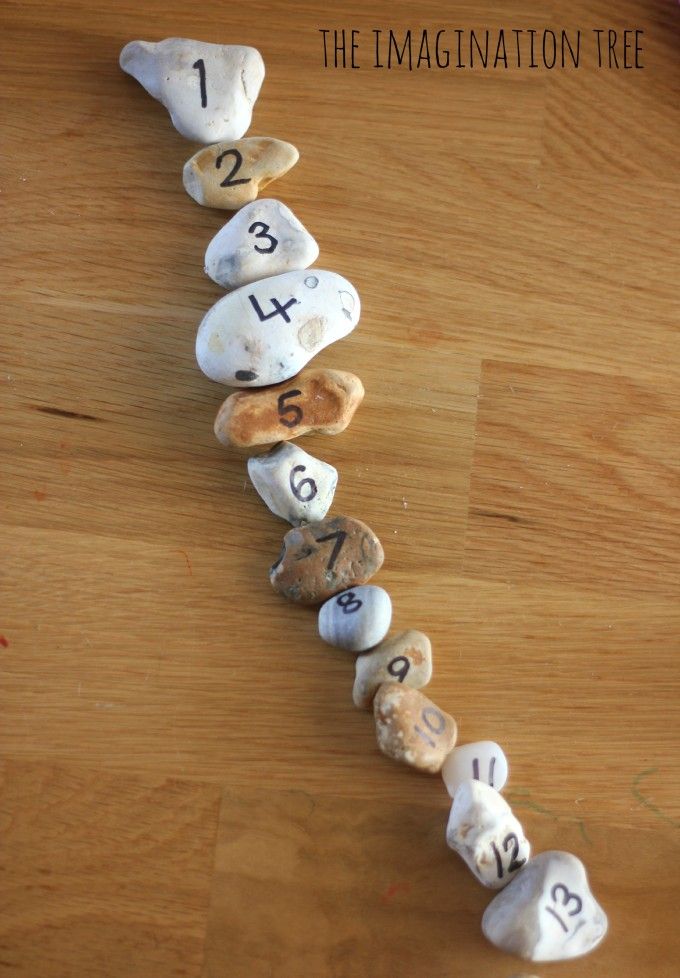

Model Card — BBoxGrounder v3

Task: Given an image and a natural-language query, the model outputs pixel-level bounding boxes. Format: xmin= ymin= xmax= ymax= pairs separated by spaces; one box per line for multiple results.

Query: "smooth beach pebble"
xmin=247 ymin=442 xmax=337 ymax=526
xmin=213 ymin=368 xmax=365 ymax=448
xmin=441 ymin=740 xmax=509 ymax=798
xmin=204 ymin=199 xmax=319 ymax=289
xmin=183 ymin=137 xmax=298 ymax=209
xmin=482 ymin=851 xmax=608 ymax=962
xmin=445 ymin=780 xmax=530 ymax=890
xmin=196 ymin=270 xmax=360 ymax=387
xmin=119 ymin=38 xmax=264 ymax=143
xmin=270 ymin=515 xmax=384 ymax=606
xmin=373 ymin=683 xmax=457 ymax=774
xmin=318 ymin=586 xmax=392 ymax=652
xmin=352 ymin=630 xmax=432 ymax=709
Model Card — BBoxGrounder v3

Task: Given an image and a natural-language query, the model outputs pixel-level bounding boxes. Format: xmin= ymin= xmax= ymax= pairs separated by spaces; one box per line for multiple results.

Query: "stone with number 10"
xmin=247 ymin=442 xmax=337 ymax=526
xmin=196 ymin=270 xmax=360 ymax=387
xmin=353 ymin=630 xmax=432 ymax=709
xmin=373 ymin=683 xmax=457 ymax=773
xmin=441 ymin=740 xmax=509 ymax=798
xmin=318 ymin=586 xmax=392 ymax=652
xmin=446 ymin=780 xmax=530 ymax=890
xmin=119 ymin=38 xmax=264 ymax=143
xmin=184 ymin=137 xmax=299 ymax=210
xmin=482 ymin=850 xmax=608 ymax=961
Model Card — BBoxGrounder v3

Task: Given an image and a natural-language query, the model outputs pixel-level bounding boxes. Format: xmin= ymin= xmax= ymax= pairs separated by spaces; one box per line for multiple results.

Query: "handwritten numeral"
xmin=248 ymin=221 xmax=278 ymax=254
xmin=387 ymin=656 xmax=410 ymax=683
xmin=337 ymin=591 xmax=362 ymax=614
xmin=215 ymin=148 xmax=251 ymax=188
xmin=546 ymin=882 xmax=583 ymax=933
xmin=289 ymin=464 xmax=317 ymax=503
xmin=192 ymin=58 xmax=207 ymax=108
xmin=277 ymin=390 xmax=303 ymax=428
xmin=315 ymin=529 xmax=347 ymax=571
xmin=248 ymin=293 xmax=299 ymax=323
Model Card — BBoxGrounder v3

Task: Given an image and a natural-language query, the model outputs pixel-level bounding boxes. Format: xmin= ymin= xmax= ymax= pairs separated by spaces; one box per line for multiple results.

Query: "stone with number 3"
xmin=482 ymin=850 xmax=608 ymax=961
xmin=353 ymin=630 xmax=432 ymax=709
xmin=373 ymin=683 xmax=457 ymax=774
xmin=196 ymin=270 xmax=360 ymax=387
xmin=441 ymin=740 xmax=509 ymax=798
xmin=184 ymin=137 xmax=299 ymax=210
xmin=247 ymin=442 xmax=337 ymax=526
xmin=318 ymin=586 xmax=392 ymax=652
xmin=446 ymin=780 xmax=530 ymax=890
xmin=205 ymin=199 xmax=319 ymax=290
xmin=119 ymin=38 xmax=264 ymax=143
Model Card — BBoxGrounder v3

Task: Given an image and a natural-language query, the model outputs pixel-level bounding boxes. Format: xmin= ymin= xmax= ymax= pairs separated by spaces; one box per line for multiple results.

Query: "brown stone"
xmin=353 ymin=630 xmax=432 ymax=709
xmin=214 ymin=368 xmax=365 ymax=449
xmin=373 ymin=683 xmax=457 ymax=774
xmin=269 ymin=515 xmax=384 ymax=606
xmin=183 ymin=137 xmax=299 ymax=210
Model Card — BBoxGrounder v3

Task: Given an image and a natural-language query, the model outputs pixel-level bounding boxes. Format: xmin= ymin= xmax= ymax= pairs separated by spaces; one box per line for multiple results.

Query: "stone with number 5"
xmin=353 ymin=630 xmax=432 ymax=709
xmin=196 ymin=270 xmax=360 ymax=387
xmin=119 ymin=38 xmax=264 ymax=143
xmin=247 ymin=442 xmax=337 ymax=526
xmin=373 ymin=683 xmax=457 ymax=774
xmin=446 ymin=780 xmax=530 ymax=890
xmin=184 ymin=137 xmax=299 ymax=210
xmin=205 ymin=199 xmax=319 ymax=290
xmin=318 ymin=585 xmax=392 ymax=652
xmin=482 ymin=850 xmax=608 ymax=961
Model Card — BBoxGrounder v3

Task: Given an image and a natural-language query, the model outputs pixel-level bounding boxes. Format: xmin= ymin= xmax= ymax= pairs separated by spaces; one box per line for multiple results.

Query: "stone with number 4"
xmin=119 ymin=38 xmax=264 ymax=143
xmin=270 ymin=515 xmax=384 ymax=606
xmin=318 ymin=586 xmax=392 ymax=652
xmin=442 ymin=740 xmax=509 ymax=798
xmin=482 ymin=850 xmax=608 ymax=961
xmin=353 ymin=630 xmax=432 ymax=709
xmin=247 ymin=442 xmax=337 ymax=526
xmin=214 ymin=368 xmax=365 ymax=449
xmin=373 ymin=683 xmax=457 ymax=774
xmin=205 ymin=199 xmax=319 ymax=290
xmin=183 ymin=137 xmax=299 ymax=210
xmin=446 ymin=780 xmax=530 ymax=890
xmin=196 ymin=270 xmax=360 ymax=387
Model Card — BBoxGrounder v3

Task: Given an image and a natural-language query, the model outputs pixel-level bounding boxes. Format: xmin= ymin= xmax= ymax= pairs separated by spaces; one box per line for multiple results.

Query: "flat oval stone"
xmin=441 ymin=740 xmax=509 ymax=798
xmin=196 ymin=270 xmax=360 ymax=387
xmin=353 ymin=630 xmax=432 ymax=709
xmin=446 ymin=780 xmax=530 ymax=890
xmin=482 ymin=850 xmax=608 ymax=962
xmin=318 ymin=586 xmax=392 ymax=652
xmin=373 ymin=683 xmax=457 ymax=774
xmin=214 ymin=368 xmax=365 ymax=448
xmin=183 ymin=137 xmax=298 ymax=210
xmin=205 ymin=199 xmax=319 ymax=289
xmin=247 ymin=442 xmax=337 ymax=526
xmin=270 ymin=515 xmax=384 ymax=606
xmin=119 ymin=38 xmax=264 ymax=143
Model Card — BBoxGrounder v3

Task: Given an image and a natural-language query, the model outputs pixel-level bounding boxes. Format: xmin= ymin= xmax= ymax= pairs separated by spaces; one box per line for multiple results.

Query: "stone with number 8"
xmin=247 ymin=442 xmax=337 ymax=526
xmin=184 ymin=137 xmax=299 ymax=210
xmin=318 ymin=585 xmax=392 ymax=652
xmin=446 ymin=780 xmax=530 ymax=890
xmin=482 ymin=850 xmax=608 ymax=961
xmin=205 ymin=199 xmax=319 ymax=290
xmin=353 ymin=630 xmax=432 ymax=709
xmin=373 ymin=683 xmax=457 ymax=774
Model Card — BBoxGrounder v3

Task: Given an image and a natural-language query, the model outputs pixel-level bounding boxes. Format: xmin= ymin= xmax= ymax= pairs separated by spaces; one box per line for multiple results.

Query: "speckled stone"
xmin=213 ymin=368 xmax=365 ymax=449
xmin=318 ymin=586 xmax=392 ymax=652
xmin=183 ymin=137 xmax=298 ymax=209
xmin=373 ymin=683 xmax=457 ymax=774
xmin=482 ymin=851 xmax=608 ymax=962
xmin=445 ymin=780 xmax=530 ymax=889
xmin=247 ymin=442 xmax=337 ymax=526
xmin=353 ymin=630 xmax=432 ymax=709
xmin=441 ymin=740 xmax=509 ymax=798
xmin=269 ymin=515 xmax=384 ymax=606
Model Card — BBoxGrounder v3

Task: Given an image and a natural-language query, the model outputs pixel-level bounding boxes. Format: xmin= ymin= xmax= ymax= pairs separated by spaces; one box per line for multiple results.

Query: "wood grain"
xmin=1 ymin=0 xmax=679 ymax=974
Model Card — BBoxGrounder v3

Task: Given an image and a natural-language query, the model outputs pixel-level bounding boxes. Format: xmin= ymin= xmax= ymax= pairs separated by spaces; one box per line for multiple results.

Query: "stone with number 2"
xmin=318 ymin=585 xmax=392 ymax=652
xmin=184 ymin=137 xmax=299 ymax=210
xmin=373 ymin=683 xmax=457 ymax=773
xmin=247 ymin=442 xmax=337 ymax=526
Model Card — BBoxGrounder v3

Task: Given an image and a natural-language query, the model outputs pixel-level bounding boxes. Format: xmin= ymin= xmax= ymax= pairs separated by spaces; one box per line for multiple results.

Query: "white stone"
xmin=195 ymin=269 xmax=360 ymax=387
xmin=119 ymin=38 xmax=264 ymax=142
xmin=319 ymin=586 xmax=392 ymax=652
xmin=247 ymin=442 xmax=337 ymax=526
xmin=205 ymin=200 xmax=319 ymax=289
xmin=442 ymin=740 xmax=509 ymax=798
xmin=446 ymin=780 xmax=530 ymax=890
xmin=482 ymin=850 xmax=608 ymax=962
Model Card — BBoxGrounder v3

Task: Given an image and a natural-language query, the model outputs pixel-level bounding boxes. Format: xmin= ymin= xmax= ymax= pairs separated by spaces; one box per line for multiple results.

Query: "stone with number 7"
xmin=373 ymin=683 xmax=457 ymax=773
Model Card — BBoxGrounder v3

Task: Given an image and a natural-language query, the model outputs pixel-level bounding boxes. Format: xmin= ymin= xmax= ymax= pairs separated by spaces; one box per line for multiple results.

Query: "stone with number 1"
xmin=247 ymin=442 xmax=337 ymax=526
xmin=184 ymin=137 xmax=299 ymax=210
xmin=373 ymin=683 xmax=457 ymax=773
xmin=318 ymin=586 xmax=392 ymax=652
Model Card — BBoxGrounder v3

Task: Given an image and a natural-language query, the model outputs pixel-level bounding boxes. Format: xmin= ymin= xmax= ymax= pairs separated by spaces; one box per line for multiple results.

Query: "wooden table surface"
xmin=2 ymin=1 xmax=679 ymax=975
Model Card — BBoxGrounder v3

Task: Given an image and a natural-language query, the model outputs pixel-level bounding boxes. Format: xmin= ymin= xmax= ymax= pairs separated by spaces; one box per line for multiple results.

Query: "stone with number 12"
xmin=205 ymin=199 xmax=319 ymax=290
xmin=184 ymin=137 xmax=299 ymax=210
xmin=196 ymin=270 xmax=360 ymax=387
xmin=247 ymin=442 xmax=337 ymax=526
xmin=482 ymin=850 xmax=608 ymax=961
xmin=353 ymin=630 xmax=432 ymax=709
xmin=119 ymin=38 xmax=264 ymax=143
xmin=373 ymin=683 xmax=457 ymax=774
xmin=318 ymin=586 xmax=392 ymax=652
xmin=441 ymin=740 xmax=509 ymax=798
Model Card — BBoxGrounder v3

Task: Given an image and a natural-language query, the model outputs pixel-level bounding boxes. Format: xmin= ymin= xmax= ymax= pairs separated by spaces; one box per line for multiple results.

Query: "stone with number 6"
xmin=196 ymin=270 xmax=360 ymax=387
xmin=205 ymin=199 xmax=319 ymax=290
xmin=482 ymin=850 xmax=608 ymax=961
xmin=353 ymin=630 xmax=432 ymax=709
xmin=184 ymin=137 xmax=298 ymax=210
xmin=446 ymin=780 xmax=530 ymax=890
xmin=247 ymin=442 xmax=337 ymax=526
xmin=318 ymin=585 xmax=392 ymax=652
xmin=373 ymin=683 xmax=457 ymax=774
